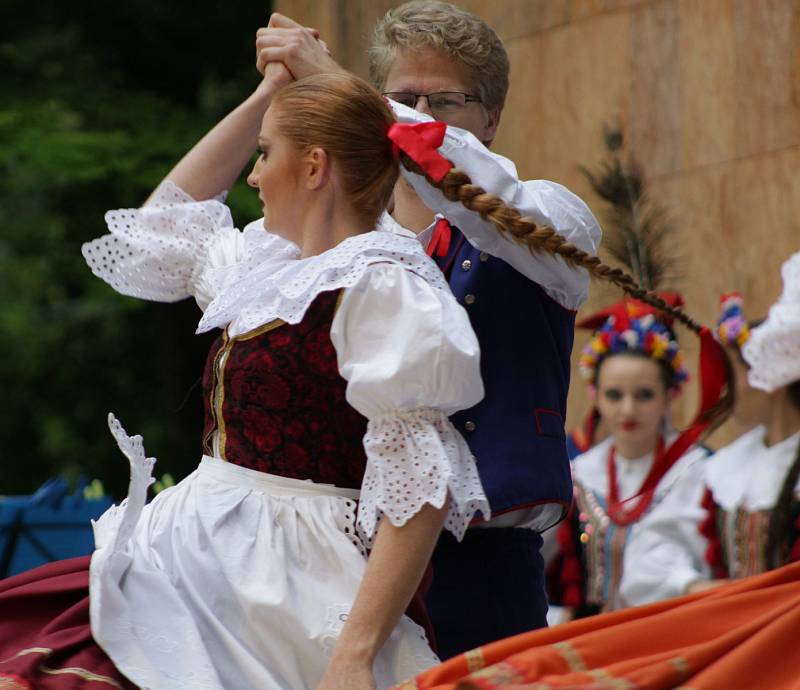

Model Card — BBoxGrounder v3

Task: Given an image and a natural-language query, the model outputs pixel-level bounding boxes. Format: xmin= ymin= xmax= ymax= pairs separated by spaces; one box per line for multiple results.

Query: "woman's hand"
xmin=316 ymin=657 xmax=376 ymax=690
xmin=255 ymin=12 xmax=343 ymax=79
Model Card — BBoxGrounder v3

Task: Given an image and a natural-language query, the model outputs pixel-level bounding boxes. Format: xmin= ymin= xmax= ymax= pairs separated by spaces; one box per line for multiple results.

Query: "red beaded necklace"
xmin=606 ymin=437 xmax=669 ymax=526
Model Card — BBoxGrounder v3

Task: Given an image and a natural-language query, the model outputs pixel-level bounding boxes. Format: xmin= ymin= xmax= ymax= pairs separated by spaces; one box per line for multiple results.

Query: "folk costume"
xmin=702 ymin=425 xmax=800 ymax=578
xmin=0 ymin=141 xmax=493 ymax=689
xmin=703 ymin=271 xmax=800 ymax=579
xmin=384 ymin=101 xmax=602 ymax=657
xmin=552 ymin=301 xmax=717 ymax=616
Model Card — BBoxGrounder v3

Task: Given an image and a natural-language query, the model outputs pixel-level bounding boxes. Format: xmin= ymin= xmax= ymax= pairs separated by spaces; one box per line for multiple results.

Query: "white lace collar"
xmin=197 ymin=229 xmax=449 ymax=337
xmin=377 ymin=210 xmax=440 ymax=248
xmin=705 ymin=426 xmax=800 ymax=511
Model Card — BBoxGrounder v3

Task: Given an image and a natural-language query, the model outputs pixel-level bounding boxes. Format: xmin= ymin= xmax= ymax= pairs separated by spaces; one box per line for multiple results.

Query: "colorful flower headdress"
xmin=579 ymin=305 xmax=689 ymax=389
xmin=715 ymin=292 xmax=750 ymax=349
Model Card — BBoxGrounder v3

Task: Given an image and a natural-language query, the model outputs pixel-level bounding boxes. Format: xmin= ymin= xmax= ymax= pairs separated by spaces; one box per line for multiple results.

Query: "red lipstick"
xmin=621 ymin=421 xmax=638 ymax=431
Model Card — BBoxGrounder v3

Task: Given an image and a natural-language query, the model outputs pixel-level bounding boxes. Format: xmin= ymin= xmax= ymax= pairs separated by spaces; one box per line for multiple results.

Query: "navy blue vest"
xmin=435 ymin=227 xmax=575 ymax=519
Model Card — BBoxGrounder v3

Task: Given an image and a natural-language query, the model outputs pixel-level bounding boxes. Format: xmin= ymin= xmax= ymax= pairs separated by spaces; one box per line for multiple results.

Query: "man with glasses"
xmin=255 ymin=1 xmax=601 ymax=658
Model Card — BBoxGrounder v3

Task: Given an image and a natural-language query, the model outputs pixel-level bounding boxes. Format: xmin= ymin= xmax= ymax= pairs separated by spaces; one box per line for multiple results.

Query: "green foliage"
xmin=1 ymin=2 xmax=269 ymax=496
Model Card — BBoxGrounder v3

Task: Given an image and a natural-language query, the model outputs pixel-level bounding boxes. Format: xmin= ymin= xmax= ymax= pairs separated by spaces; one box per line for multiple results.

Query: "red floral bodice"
xmin=201 ymin=290 xmax=368 ymax=488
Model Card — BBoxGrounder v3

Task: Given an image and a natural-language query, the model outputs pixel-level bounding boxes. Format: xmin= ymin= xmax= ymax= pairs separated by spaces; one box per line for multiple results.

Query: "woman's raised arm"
xmin=153 ymin=63 xmax=292 ymax=203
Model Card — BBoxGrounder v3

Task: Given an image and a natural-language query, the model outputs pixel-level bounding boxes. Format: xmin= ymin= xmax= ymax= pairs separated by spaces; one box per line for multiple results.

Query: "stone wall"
xmin=274 ymin=0 xmax=800 ymax=446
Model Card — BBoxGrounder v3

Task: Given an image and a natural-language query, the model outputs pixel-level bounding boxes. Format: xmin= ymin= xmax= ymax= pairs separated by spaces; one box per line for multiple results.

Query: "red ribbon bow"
xmin=386 ymin=121 xmax=453 ymax=182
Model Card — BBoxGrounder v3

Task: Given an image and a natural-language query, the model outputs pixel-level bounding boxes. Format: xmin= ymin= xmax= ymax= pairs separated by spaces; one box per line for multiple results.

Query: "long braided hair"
xmin=765 ymin=381 xmax=800 ymax=568
xmin=399 ymin=156 xmax=734 ymax=432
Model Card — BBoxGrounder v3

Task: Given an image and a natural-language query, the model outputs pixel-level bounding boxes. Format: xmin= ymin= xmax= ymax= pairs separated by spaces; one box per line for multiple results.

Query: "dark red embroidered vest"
xmin=201 ymin=290 xmax=368 ymax=488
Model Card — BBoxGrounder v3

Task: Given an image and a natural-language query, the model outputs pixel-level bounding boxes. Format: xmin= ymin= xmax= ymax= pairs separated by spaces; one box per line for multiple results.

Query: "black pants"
xmin=425 ymin=527 xmax=548 ymax=660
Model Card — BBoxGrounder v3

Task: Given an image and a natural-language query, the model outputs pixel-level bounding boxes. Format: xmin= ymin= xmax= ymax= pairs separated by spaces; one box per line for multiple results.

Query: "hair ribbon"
xmin=386 ymin=121 xmax=453 ymax=182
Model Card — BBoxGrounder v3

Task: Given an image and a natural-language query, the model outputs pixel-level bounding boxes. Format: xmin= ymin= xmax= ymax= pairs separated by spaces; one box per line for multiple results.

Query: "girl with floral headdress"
xmin=550 ymin=297 xmax=713 ymax=619
xmin=690 ymin=269 xmax=800 ymax=592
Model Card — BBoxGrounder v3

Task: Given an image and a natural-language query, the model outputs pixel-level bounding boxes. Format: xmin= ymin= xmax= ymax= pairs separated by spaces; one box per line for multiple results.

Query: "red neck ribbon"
xmin=386 ymin=121 xmax=453 ymax=182
xmin=607 ymin=437 xmax=665 ymax=525
xmin=427 ymin=218 xmax=452 ymax=258
xmin=606 ymin=326 xmax=729 ymax=525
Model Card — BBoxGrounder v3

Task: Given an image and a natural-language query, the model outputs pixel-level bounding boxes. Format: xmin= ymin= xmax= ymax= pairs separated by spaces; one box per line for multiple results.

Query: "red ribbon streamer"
xmin=426 ymin=218 xmax=453 ymax=258
xmin=660 ymin=326 xmax=728 ymax=460
xmin=386 ymin=121 xmax=453 ymax=182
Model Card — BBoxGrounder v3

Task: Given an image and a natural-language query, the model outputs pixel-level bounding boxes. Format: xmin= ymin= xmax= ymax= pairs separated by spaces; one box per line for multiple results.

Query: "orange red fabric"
xmin=394 ymin=560 xmax=800 ymax=689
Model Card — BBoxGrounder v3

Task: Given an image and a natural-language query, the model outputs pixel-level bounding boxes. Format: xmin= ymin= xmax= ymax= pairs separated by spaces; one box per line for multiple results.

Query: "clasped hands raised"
xmin=255 ymin=12 xmax=344 ymax=91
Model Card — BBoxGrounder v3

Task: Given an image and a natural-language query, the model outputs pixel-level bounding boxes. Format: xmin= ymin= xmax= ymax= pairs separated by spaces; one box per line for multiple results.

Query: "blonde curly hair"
xmin=368 ymin=1 xmax=510 ymax=114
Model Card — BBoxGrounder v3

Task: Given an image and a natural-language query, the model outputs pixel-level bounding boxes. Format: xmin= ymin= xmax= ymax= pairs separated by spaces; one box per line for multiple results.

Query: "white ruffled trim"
xmin=744 ymin=252 xmax=800 ymax=392
xmin=83 ymin=182 xmax=241 ymax=303
xmin=706 ymin=426 xmax=800 ymax=511
xmin=87 ymin=182 xmax=450 ymax=336
xmin=91 ymin=413 xmax=156 ymax=554
xmin=197 ymin=230 xmax=450 ymax=337
xmin=356 ymin=407 xmax=490 ymax=547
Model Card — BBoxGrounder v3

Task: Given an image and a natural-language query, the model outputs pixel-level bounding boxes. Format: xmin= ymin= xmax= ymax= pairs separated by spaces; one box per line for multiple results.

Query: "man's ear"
xmin=305 ymin=147 xmax=330 ymax=190
xmin=483 ymin=107 xmax=502 ymax=147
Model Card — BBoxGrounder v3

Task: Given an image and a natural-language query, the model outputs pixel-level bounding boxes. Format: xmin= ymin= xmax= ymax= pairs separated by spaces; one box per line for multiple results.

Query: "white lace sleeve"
xmin=83 ymin=180 xmax=299 ymax=310
xmin=330 ymin=263 xmax=490 ymax=546
xmin=82 ymin=180 xmax=238 ymax=304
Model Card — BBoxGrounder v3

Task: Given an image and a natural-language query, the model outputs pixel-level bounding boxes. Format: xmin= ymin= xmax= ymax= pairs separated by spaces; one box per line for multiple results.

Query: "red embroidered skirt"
xmin=0 ymin=556 xmax=136 ymax=689
xmin=394 ymin=560 xmax=800 ymax=690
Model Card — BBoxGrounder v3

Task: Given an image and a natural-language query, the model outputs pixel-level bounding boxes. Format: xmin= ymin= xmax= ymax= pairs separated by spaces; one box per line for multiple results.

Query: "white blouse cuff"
xmin=356 ymin=407 xmax=490 ymax=547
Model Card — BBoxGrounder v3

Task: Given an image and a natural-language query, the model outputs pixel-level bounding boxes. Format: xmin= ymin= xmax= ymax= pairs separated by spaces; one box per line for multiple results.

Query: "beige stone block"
xmin=628 ymin=0 xmax=681 ymax=178
xmin=496 ymin=11 xmax=631 ymax=203
xmin=733 ymin=0 xmax=800 ymax=158
xmin=679 ymin=0 xmax=737 ymax=170
xmin=717 ymin=146 xmax=800 ymax=311
xmin=638 ymin=147 xmax=799 ymax=438
xmin=456 ymin=0 xmax=573 ymax=39
xmin=567 ymin=0 xmax=653 ymax=22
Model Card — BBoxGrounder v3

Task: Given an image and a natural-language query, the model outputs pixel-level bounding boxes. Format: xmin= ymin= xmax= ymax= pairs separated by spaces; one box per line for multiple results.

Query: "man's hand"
xmin=256 ymin=13 xmax=344 ymax=79
xmin=257 ymin=61 xmax=293 ymax=97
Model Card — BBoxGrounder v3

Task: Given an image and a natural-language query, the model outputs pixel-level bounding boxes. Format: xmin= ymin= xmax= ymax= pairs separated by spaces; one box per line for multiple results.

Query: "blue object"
xmin=434 ymin=227 xmax=575 ymax=517
xmin=426 ymin=527 xmax=548 ymax=659
xmin=0 ymin=479 xmax=112 ymax=578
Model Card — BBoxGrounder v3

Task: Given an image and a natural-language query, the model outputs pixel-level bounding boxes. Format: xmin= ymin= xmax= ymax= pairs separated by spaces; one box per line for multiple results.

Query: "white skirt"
xmin=89 ymin=415 xmax=438 ymax=690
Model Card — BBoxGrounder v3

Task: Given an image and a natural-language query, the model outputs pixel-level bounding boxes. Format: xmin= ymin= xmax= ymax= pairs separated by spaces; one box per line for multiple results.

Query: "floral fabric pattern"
xmin=202 ymin=290 xmax=368 ymax=489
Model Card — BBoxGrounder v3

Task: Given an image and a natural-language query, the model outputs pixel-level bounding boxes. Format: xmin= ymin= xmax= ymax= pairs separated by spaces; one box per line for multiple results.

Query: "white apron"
xmin=89 ymin=415 xmax=437 ymax=690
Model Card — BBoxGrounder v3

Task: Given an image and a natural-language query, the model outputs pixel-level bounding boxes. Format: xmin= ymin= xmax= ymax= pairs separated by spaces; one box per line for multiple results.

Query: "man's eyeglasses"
xmin=383 ymin=91 xmax=482 ymax=115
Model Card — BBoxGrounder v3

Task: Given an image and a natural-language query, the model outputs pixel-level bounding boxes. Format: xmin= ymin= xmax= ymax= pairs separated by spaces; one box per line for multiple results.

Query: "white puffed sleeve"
xmin=388 ymin=100 xmax=602 ymax=310
xmin=618 ymin=449 xmax=710 ymax=607
xmin=330 ymin=263 xmax=490 ymax=546
xmin=82 ymin=181 xmax=299 ymax=310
